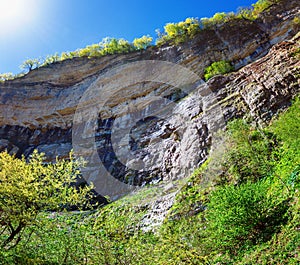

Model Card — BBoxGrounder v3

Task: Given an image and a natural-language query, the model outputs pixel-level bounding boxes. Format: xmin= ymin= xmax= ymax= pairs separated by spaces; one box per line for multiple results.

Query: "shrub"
xmin=98 ymin=37 xmax=135 ymax=55
xmin=133 ymin=35 xmax=153 ymax=50
xmin=270 ymin=97 xmax=300 ymax=184
xmin=252 ymin=0 xmax=279 ymax=18
xmin=293 ymin=16 xmax=300 ymax=26
xmin=220 ymin=120 xmax=277 ymax=184
xmin=236 ymin=7 xmax=256 ymax=21
xmin=0 ymin=73 xmax=14 ymax=82
xmin=205 ymin=179 xmax=289 ymax=255
xmin=60 ymin=51 xmax=74 ymax=61
xmin=156 ymin=17 xmax=200 ymax=45
xmin=204 ymin=60 xmax=233 ymax=80
xmin=41 ymin=53 xmax=60 ymax=66
xmin=201 ymin=12 xmax=236 ymax=29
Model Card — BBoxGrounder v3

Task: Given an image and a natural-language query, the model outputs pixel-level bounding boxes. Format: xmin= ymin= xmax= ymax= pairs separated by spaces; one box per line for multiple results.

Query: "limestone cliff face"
xmin=0 ymin=0 xmax=299 ymax=199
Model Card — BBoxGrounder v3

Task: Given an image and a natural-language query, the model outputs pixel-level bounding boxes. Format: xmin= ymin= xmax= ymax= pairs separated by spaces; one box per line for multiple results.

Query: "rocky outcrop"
xmin=136 ymin=37 xmax=300 ymax=231
xmin=0 ymin=0 xmax=299 ymax=200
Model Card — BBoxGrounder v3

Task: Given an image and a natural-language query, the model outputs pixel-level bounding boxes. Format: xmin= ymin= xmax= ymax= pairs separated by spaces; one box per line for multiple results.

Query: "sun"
xmin=0 ymin=0 xmax=37 ymax=35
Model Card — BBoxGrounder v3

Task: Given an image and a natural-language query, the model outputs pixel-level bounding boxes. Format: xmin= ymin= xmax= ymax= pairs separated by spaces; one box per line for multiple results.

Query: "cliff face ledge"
xmin=0 ymin=0 xmax=299 ymax=200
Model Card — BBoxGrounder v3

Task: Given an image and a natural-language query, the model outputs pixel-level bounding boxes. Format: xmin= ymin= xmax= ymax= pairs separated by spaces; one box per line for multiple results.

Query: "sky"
xmin=0 ymin=0 xmax=256 ymax=74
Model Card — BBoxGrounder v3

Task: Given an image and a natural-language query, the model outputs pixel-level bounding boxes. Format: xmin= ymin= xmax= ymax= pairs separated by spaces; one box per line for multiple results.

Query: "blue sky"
xmin=0 ymin=0 xmax=255 ymax=74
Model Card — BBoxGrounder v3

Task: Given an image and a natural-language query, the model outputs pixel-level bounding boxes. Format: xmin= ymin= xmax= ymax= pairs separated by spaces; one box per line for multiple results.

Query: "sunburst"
xmin=0 ymin=0 xmax=37 ymax=35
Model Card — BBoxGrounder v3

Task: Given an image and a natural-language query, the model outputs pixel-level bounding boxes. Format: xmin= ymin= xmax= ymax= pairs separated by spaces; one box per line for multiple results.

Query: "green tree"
xmin=0 ymin=73 xmax=14 ymax=82
xmin=99 ymin=37 xmax=134 ymax=55
xmin=157 ymin=18 xmax=200 ymax=45
xmin=252 ymin=0 xmax=273 ymax=17
xmin=20 ymin=58 xmax=42 ymax=72
xmin=61 ymin=51 xmax=78 ymax=60
xmin=133 ymin=35 xmax=153 ymax=50
xmin=210 ymin=12 xmax=231 ymax=24
xmin=0 ymin=150 xmax=94 ymax=249
xmin=42 ymin=53 xmax=60 ymax=66
xmin=201 ymin=12 xmax=235 ymax=29
xmin=236 ymin=7 xmax=256 ymax=20
xmin=164 ymin=23 xmax=184 ymax=38
xmin=60 ymin=52 xmax=72 ymax=61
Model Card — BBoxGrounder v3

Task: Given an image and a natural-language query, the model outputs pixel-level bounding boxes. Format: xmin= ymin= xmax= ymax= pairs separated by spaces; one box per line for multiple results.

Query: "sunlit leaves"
xmin=157 ymin=17 xmax=200 ymax=45
xmin=7 ymin=0 xmax=279 ymax=81
xmin=19 ymin=58 xmax=42 ymax=72
xmin=133 ymin=35 xmax=153 ymax=50
xmin=204 ymin=60 xmax=234 ymax=80
xmin=0 ymin=150 xmax=93 ymax=249
xmin=0 ymin=73 xmax=14 ymax=82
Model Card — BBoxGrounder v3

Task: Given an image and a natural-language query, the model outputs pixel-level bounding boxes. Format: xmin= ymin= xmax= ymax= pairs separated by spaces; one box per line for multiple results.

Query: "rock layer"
xmin=0 ymin=0 xmax=299 ymax=199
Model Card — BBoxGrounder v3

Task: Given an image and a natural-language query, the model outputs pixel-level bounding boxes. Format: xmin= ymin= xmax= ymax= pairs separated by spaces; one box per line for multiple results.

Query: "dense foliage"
xmin=0 ymin=151 xmax=94 ymax=250
xmin=155 ymin=0 xmax=280 ymax=45
xmin=156 ymin=18 xmax=201 ymax=45
xmin=0 ymin=95 xmax=298 ymax=264
xmin=204 ymin=60 xmax=234 ymax=81
xmin=133 ymin=35 xmax=153 ymax=50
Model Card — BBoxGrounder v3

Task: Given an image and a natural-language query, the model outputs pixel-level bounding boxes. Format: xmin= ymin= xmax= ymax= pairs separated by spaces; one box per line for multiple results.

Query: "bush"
xmin=236 ymin=7 xmax=256 ymax=21
xmin=98 ymin=37 xmax=135 ymax=55
xmin=205 ymin=179 xmax=289 ymax=255
xmin=133 ymin=35 xmax=153 ymax=50
xmin=270 ymin=97 xmax=300 ymax=186
xmin=156 ymin=17 xmax=200 ymax=45
xmin=201 ymin=12 xmax=236 ymax=29
xmin=41 ymin=53 xmax=60 ymax=66
xmin=252 ymin=0 xmax=274 ymax=17
xmin=220 ymin=119 xmax=277 ymax=184
xmin=0 ymin=73 xmax=14 ymax=82
xmin=204 ymin=60 xmax=234 ymax=80
xmin=293 ymin=16 xmax=300 ymax=26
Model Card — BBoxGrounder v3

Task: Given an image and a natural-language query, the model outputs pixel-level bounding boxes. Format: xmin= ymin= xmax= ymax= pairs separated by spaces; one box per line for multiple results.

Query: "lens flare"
xmin=0 ymin=0 xmax=38 ymax=35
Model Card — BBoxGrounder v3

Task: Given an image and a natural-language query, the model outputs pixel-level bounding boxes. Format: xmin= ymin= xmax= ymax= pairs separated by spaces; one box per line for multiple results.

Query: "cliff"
xmin=0 ymin=0 xmax=299 ymax=200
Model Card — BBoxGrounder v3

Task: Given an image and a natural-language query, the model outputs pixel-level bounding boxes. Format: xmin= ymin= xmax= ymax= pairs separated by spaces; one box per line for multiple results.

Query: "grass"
xmin=0 ymin=99 xmax=299 ymax=264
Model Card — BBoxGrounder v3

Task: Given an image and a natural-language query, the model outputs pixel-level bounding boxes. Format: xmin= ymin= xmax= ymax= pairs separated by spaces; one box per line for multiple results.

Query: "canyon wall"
xmin=0 ymin=0 xmax=299 ymax=199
